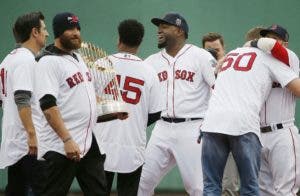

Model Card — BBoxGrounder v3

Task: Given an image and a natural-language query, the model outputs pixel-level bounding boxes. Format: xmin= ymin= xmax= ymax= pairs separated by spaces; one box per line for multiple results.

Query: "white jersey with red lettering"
xmin=145 ymin=44 xmax=215 ymax=118
xmin=258 ymin=47 xmax=300 ymax=195
xmin=201 ymin=47 xmax=298 ymax=140
xmin=35 ymin=51 xmax=97 ymax=159
xmin=0 ymin=48 xmax=42 ymax=168
xmin=138 ymin=44 xmax=216 ymax=196
xmin=94 ymin=52 xmax=163 ymax=173
xmin=260 ymin=49 xmax=299 ymax=125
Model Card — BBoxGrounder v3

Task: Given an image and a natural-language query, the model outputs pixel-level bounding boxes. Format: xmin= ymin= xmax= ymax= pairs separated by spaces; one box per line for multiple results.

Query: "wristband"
xmin=250 ymin=40 xmax=258 ymax=48
xmin=63 ymin=136 xmax=72 ymax=143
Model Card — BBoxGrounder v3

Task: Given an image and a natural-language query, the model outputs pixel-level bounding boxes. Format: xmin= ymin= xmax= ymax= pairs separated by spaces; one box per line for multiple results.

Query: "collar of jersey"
xmin=161 ymin=43 xmax=191 ymax=60
xmin=45 ymin=44 xmax=78 ymax=61
xmin=16 ymin=47 xmax=36 ymax=58
xmin=112 ymin=52 xmax=142 ymax=61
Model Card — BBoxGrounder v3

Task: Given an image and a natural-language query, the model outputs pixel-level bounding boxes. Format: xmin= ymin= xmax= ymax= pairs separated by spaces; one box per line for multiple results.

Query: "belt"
xmin=161 ymin=117 xmax=203 ymax=123
xmin=260 ymin=123 xmax=283 ymax=133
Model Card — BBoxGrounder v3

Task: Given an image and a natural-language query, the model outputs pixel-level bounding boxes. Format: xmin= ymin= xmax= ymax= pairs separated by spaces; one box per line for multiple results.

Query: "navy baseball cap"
xmin=53 ymin=12 xmax=81 ymax=38
xmin=151 ymin=13 xmax=189 ymax=35
xmin=260 ymin=24 xmax=289 ymax=42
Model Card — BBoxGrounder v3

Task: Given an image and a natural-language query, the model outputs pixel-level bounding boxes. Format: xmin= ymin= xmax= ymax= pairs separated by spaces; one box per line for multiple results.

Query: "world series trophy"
xmin=78 ymin=42 xmax=128 ymax=122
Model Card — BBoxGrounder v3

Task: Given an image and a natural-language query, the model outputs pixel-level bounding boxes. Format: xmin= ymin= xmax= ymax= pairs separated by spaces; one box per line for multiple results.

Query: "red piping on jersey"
xmin=264 ymin=102 xmax=267 ymax=125
xmin=81 ymin=60 xmax=94 ymax=155
xmin=64 ymin=55 xmax=92 ymax=155
xmin=172 ymin=63 xmax=175 ymax=117
xmin=172 ymin=45 xmax=193 ymax=117
xmin=166 ymin=79 xmax=170 ymax=118
xmin=271 ymin=42 xmax=290 ymax=66
xmin=161 ymin=52 xmax=170 ymax=64
xmin=161 ymin=51 xmax=171 ymax=117
xmin=288 ymin=127 xmax=298 ymax=193
xmin=82 ymin=94 xmax=92 ymax=155
xmin=112 ymin=55 xmax=142 ymax=62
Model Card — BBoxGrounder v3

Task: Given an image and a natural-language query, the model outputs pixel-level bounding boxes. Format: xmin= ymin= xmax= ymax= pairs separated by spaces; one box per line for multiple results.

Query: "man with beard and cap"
xmin=35 ymin=12 xmax=107 ymax=195
xmin=137 ymin=12 xmax=216 ymax=196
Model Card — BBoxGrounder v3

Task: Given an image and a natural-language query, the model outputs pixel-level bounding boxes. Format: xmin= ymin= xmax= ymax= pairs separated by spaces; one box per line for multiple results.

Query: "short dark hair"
xmin=202 ymin=32 xmax=224 ymax=48
xmin=13 ymin=11 xmax=45 ymax=43
xmin=118 ymin=19 xmax=144 ymax=47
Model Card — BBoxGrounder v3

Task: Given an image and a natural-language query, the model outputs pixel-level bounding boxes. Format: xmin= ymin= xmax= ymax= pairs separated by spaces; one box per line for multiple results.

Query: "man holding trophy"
xmin=93 ymin=19 xmax=163 ymax=196
xmin=35 ymin=12 xmax=108 ymax=195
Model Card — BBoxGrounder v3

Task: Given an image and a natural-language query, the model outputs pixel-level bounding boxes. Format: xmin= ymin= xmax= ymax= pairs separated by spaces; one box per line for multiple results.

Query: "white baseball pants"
xmin=138 ymin=119 xmax=203 ymax=196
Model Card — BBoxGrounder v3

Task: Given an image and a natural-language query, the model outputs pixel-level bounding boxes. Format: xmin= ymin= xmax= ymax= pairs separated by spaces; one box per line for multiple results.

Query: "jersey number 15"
xmin=104 ymin=75 xmax=145 ymax=105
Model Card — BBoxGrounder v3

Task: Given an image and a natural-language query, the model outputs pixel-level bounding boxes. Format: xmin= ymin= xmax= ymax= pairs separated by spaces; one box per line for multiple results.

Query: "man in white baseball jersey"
xmin=0 ymin=11 xmax=48 ymax=195
xmin=138 ymin=13 xmax=216 ymax=196
xmin=200 ymin=27 xmax=300 ymax=195
xmin=202 ymin=32 xmax=240 ymax=196
xmin=35 ymin=12 xmax=106 ymax=195
xmin=256 ymin=25 xmax=300 ymax=196
xmin=93 ymin=19 xmax=163 ymax=196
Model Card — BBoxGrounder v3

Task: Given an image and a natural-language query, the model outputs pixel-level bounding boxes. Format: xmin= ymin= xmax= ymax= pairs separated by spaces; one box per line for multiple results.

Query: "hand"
xmin=27 ymin=133 xmax=38 ymax=156
xmin=243 ymin=40 xmax=251 ymax=47
xmin=64 ymin=139 xmax=81 ymax=162
xmin=215 ymin=56 xmax=226 ymax=75
xmin=96 ymin=95 xmax=103 ymax=103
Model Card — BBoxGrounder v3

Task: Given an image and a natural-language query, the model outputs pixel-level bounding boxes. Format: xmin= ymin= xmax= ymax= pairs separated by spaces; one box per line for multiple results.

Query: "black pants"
xmin=41 ymin=135 xmax=107 ymax=196
xmin=5 ymin=155 xmax=44 ymax=196
xmin=105 ymin=166 xmax=143 ymax=196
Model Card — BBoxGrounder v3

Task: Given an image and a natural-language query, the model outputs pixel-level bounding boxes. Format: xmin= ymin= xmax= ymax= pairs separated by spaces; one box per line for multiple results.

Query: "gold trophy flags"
xmin=78 ymin=42 xmax=128 ymax=122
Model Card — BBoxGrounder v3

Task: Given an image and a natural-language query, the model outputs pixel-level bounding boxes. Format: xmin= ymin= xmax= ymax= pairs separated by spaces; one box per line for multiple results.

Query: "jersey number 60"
xmin=221 ymin=52 xmax=257 ymax=72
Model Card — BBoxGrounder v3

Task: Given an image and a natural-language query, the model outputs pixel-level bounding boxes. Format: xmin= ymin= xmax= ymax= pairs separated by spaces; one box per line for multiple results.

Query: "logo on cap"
xmin=67 ymin=16 xmax=79 ymax=23
xmin=175 ymin=18 xmax=182 ymax=26
xmin=271 ymin=24 xmax=277 ymax=30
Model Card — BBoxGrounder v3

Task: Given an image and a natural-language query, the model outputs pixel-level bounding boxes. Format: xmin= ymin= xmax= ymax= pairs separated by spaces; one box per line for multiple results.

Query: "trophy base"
xmin=97 ymin=112 xmax=128 ymax=123
xmin=96 ymin=101 xmax=128 ymax=123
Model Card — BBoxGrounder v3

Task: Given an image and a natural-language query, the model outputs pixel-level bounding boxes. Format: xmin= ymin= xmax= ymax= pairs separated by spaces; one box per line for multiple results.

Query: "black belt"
xmin=260 ymin=123 xmax=283 ymax=133
xmin=161 ymin=117 xmax=203 ymax=123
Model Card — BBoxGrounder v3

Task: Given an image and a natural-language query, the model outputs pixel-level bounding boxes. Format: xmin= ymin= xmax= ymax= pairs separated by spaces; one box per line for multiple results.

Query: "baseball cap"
xmin=53 ymin=12 xmax=81 ymax=38
xmin=151 ymin=12 xmax=189 ymax=35
xmin=260 ymin=24 xmax=289 ymax=42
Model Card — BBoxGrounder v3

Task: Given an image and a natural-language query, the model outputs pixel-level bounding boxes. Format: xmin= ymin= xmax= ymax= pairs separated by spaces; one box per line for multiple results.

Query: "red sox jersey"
xmin=94 ymin=53 xmax=163 ymax=173
xmin=254 ymin=38 xmax=300 ymax=195
xmin=201 ymin=47 xmax=298 ymax=139
xmin=35 ymin=52 xmax=97 ymax=159
xmin=0 ymin=48 xmax=42 ymax=168
xmin=145 ymin=44 xmax=216 ymax=118
xmin=260 ymin=49 xmax=299 ymax=125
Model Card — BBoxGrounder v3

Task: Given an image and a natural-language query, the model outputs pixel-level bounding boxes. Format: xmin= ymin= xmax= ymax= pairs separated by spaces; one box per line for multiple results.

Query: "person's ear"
xmin=31 ymin=27 xmax=40 ymax=38
xmin=177 ymin=28 xmax=185 ymax=37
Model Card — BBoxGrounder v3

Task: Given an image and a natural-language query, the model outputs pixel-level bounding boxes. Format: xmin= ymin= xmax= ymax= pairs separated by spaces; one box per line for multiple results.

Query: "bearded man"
xmin=35 ymin=12 xmax=107 ymax=196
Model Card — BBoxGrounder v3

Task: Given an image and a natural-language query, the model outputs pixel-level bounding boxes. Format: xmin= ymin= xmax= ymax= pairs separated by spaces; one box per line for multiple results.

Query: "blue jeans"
xmin=201 ymin=132 xmax=262 ymax=196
